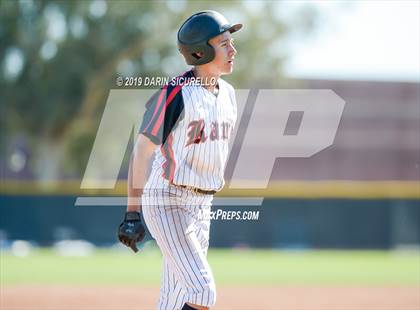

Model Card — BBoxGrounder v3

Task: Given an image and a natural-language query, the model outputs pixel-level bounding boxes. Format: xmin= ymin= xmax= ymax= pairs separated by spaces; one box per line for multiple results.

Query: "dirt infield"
xmin=2 ymin=286 xmax=419 ymax=310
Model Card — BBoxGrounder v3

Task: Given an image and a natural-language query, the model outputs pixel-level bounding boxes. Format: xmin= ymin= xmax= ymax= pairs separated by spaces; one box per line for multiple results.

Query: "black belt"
xmin=176 ymin=184 xmax=217 ymax=195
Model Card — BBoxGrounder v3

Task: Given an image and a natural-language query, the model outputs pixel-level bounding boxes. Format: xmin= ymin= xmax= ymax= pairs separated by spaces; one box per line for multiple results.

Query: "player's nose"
xmin=228 ymin=44 xmax=237 ymax=58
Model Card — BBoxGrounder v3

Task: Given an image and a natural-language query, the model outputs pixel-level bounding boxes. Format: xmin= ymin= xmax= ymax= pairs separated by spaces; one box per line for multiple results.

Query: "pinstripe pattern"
xmin=139 ymin=71 xmax=237 ymax=309
xmin=143 ymin=75 xmax=237 ymax=193
xmin=142 ymin=183 xmax=215 ymax=310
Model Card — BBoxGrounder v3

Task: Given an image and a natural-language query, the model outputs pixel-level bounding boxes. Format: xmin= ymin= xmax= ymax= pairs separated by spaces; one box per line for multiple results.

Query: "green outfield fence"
xmin=1 ymin=180 xmax=419 ymax=248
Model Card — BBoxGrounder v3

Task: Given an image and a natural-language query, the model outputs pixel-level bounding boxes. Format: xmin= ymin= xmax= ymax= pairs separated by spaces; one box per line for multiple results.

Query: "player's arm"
xmin=118 ymin=133 xmax=156 ymax=253
xmin=118 ymin=85 xmax=183 ymax=252
xmin=127 ymin=133 xmax=157 ymax=212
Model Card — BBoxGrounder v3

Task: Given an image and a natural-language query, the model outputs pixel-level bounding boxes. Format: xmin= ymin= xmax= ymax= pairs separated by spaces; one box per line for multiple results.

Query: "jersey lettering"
xmin=186 ymin=120 xmax=232 ymax=146
xmin=185 ymin=119 xmax=207 ymax=146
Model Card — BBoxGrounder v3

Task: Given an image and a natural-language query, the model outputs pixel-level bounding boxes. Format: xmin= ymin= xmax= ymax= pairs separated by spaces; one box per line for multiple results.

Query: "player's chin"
xmin=222 ymin=63 xmax=234 ymax=75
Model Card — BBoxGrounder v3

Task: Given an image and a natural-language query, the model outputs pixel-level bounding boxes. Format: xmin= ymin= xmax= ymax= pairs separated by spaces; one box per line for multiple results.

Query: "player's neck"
xmin=192 ymin=67 xmax=220 ymax=93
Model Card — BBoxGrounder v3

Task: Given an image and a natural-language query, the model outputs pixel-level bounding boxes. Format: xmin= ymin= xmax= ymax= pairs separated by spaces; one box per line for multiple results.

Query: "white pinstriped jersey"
xmin=139 ymin=70 xmax=237 ymax=191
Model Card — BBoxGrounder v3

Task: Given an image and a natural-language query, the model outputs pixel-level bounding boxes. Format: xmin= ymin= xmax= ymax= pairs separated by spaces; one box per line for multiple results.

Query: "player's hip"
xmin=142 ymin=186 xmax=213 ymax=209
xmin=146 ymin=159 xmax=226 ymax=193
xmin=141 ymin=191 xmax=212 ymax=238
xmin=144 ymin=175 xmax=214 ymax=202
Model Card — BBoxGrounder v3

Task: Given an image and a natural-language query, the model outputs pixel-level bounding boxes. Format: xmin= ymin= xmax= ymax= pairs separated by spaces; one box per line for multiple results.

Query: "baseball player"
xmin=118 ymin=11 xmax=242 ymax=310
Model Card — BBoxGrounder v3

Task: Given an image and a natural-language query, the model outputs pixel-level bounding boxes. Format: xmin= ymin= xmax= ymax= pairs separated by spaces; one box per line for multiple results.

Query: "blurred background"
xmin=1 ymin=1 xmax=419 ymax=309
xmin=1 ymin=0 xmax=418 ymax=249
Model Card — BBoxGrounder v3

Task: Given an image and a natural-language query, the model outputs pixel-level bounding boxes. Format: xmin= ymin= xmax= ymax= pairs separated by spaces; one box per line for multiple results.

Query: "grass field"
xmin=2 ymin=246 xmax=419 ymax=286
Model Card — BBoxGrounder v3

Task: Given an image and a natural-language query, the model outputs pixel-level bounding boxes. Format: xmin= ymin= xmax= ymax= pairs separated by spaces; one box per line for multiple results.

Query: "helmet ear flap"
xmin=179 ymin=41 xmax=215 ymax=65
xmin=191 ymin=52 xmax=203 ymax=60
xmin=194 ymin=42 xmax=215 ymax=65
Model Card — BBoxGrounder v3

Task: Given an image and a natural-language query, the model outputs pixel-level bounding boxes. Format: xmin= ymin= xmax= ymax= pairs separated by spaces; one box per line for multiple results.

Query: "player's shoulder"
xmin=145 ymin=70 xmax=191 ymax=96
xmin=219 ymin=78 xmax=236 ymax=100
xmin=219 ymin=78 xmax=235 ymax=92
xmin=166 ymin=70 xmax=194 ymax=90
xmin=153 ymin=70 xmax=194 ymax=99
xmin=144 ymin=71 xmax=192 ymax=109
xmin=218 ymin=77 xmax=232 ymax=87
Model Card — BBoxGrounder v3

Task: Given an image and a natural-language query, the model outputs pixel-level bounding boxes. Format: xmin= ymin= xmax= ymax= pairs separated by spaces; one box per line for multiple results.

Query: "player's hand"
xmin=118 ymin=211 xmax=146 ymax=253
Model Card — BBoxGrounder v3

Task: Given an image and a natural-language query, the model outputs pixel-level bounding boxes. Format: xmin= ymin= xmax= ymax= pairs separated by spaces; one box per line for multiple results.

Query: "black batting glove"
xmin=118 ymin=211 xmax=146 ymax=253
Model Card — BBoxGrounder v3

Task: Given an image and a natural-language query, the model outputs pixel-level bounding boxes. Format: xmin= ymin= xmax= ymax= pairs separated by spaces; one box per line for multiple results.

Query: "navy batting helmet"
xmin=177 ymin=10 xmax=242 ymax=66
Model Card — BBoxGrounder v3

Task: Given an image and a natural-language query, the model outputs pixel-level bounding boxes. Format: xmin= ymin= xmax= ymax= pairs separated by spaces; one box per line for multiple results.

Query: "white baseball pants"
xmin=142 ymin=185 xmax=216 ymax=310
